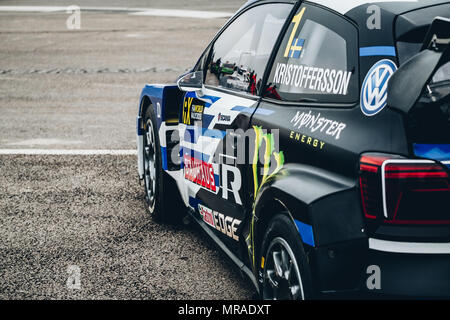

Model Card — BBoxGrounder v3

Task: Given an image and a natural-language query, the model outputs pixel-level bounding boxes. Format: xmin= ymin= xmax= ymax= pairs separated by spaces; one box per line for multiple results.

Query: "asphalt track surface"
xmin=0 ymin=1 xmax=255 ymax=300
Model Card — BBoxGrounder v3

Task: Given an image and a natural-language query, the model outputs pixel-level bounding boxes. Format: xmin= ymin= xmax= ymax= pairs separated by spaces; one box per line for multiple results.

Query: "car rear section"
xmin=356 ymin=3 xmax=450 ymax=297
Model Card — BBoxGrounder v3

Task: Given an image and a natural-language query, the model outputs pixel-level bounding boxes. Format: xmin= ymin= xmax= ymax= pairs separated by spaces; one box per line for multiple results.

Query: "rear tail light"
xmin=359 ymin=153 xmax=450 ymax=225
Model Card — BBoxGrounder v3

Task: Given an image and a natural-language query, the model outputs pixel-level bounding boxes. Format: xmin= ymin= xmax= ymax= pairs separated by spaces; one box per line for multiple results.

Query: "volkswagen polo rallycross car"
xmin=136 ymin=0 xmax=450 ymax=299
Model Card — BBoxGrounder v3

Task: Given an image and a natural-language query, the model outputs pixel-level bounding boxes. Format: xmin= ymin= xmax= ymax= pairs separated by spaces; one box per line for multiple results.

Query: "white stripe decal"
xmin=381 ymin=159 xmax=434 ymax=218
xmin=369 ymin=238 xmax=450 ymax=254
xmin=0 ymin=149 xmax=137 ymax=155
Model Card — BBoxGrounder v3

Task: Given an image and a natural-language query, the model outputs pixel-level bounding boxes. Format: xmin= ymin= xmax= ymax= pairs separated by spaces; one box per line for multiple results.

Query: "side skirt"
xmin=188 ymin=207 xmax=260 ymax=294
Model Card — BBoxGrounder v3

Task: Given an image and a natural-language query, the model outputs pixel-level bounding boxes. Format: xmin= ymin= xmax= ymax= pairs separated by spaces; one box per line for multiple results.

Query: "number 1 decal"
xmin=284 ymin=7 xmax=306 ymax=58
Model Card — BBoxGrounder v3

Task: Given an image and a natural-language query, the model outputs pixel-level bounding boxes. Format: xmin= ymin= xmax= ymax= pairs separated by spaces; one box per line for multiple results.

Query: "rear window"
xmin=265 ymin=4 xmax=359 ymax=104
xmin=432 ymin=61 xmax=450 ymax=85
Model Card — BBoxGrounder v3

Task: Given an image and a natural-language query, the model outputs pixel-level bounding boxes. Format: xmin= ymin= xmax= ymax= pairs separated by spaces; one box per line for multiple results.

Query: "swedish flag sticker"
xmin=289 ymin=38 xmax=304 ymax=59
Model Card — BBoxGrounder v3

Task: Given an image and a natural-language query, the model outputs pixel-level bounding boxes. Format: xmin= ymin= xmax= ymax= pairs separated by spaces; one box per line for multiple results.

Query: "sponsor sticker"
xmin=198 ymin=204 xmax=241 ymax=241
xmin=287 ymin=38 xmax=305 ymax=59
xmin=198 ymin=203 xmax=215 ymax=228
xmin=361 ymin=59 xmax=397 ymax=116
xmin=289 ymin=130 xmax=325 ymax=150
xmin=272 ymin=63 xmax=352 ymax=96
xmin=217 ymin=113 xmax=231 ymax=123
xmin=290 ymin=110 xmax=346 ymax=140
xmin=184 ymin=154 xmax=216 ymax=192
xmin=182 ymin=96 xmax=204 ymax=124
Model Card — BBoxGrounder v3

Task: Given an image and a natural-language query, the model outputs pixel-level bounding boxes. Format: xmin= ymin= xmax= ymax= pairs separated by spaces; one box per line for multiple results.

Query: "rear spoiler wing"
xmin=387 ymin=17 xmax=450 ymax=114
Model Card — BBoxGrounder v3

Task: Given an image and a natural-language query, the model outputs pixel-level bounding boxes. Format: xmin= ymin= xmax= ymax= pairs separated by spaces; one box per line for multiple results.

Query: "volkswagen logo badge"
xmin=361 ymin=59 xmax=397 ymax=116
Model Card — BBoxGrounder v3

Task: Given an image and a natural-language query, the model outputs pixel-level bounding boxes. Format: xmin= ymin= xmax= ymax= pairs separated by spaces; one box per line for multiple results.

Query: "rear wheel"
xmin=259 ymin=213 xmax=314 ymax=300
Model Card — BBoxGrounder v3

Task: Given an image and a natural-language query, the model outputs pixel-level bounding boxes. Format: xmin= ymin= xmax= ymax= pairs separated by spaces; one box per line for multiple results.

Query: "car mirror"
xmin=177 ymin=71 xmax=204 ymax=92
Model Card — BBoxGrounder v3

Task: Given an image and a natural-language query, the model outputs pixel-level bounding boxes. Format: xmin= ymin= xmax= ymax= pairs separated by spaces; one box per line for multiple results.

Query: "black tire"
xmin=258 ymin=213 xmax=314 ymax=300
xmin=142 ymin=106 xmax=180 ymax=224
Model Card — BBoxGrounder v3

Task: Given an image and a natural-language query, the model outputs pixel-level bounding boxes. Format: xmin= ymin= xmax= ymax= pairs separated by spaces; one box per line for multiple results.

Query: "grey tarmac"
xmin=0 ymin=1 xmax=254 ymax=300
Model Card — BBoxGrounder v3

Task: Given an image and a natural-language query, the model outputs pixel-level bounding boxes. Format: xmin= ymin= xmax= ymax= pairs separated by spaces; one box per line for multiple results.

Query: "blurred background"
xmin=0 ymin=1 xmax=258 ymax=300
xmin=0 ymin=0 xmax=244 ymax=149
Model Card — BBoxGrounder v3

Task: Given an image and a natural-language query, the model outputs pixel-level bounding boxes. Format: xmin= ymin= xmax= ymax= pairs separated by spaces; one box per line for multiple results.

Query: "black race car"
xmin=136 ymin=0 xmax=450 ymax=299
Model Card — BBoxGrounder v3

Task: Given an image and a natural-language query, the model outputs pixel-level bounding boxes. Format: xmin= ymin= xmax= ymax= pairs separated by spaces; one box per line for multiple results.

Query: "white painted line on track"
xmin=0 ymin=6 xmax=67 ymax=12
xmin=0 ymin=6 xmax=233 ymax=19
xmin=0 ymin=149 xmax=137 ymax=155
xmin=129 ymin=9 xmax=232 ymax=19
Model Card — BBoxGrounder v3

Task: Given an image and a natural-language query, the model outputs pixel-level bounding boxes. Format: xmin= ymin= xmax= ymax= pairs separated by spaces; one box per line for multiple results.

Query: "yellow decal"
xmin=193 ymin=105 xmax=203 ymax=113
xmin=289 ymin=130 xmax=326 ymax=150
xmin=182 ymin=97 xmax=193 ymax=125
xmin=248 ymin=126 xmax=285 ymax=269
xmin=284 ymin=7 xmax=306 ymax=58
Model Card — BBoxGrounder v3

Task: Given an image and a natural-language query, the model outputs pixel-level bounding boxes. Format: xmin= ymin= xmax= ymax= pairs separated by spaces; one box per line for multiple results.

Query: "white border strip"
xmin=0 ymin=149 xmax=137 ymax=155
xmin=381 ymin=159 xmax=434 ymax=218
xmin=369 ymin=238 xmax=450 ymax=254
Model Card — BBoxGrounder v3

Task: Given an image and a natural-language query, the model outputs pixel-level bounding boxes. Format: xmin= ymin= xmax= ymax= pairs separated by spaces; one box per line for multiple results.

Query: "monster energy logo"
xmin=247 ymin=126 xmax=285 ymax=269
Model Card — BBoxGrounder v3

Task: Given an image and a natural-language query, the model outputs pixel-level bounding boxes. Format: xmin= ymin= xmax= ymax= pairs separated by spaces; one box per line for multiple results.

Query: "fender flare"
xmin=252 ymin=163 xmax=365 ymax=252
xmin=137 ymin=84 xmax=182 ymax=178
xmin=250 ymin=163 xmax=368 ymax=292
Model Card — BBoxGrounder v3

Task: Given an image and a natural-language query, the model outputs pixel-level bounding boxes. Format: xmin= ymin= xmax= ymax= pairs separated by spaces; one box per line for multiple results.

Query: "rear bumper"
xmin=363 ymin=238 xmax=450 ymax=298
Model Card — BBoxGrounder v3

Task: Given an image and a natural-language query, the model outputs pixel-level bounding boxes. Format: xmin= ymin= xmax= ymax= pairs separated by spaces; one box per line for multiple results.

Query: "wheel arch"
xmin=251 ymin=162 xmax=366 ymax=261
xmin=252 ymin=184 xmax=310 ymax=273
xmin=251 ymin=163 xmax=369 ymax=293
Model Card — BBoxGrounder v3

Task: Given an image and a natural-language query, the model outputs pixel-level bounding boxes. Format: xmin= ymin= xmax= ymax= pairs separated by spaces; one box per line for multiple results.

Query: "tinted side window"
xmin=265 ymin=4 xmax=358 ymax=104
xmin=205 ymin=3 xmax=293 ymax=95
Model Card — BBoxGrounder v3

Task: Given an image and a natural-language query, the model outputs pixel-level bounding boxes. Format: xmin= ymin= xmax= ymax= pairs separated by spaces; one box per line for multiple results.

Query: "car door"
xmin=182 ymin=2 xmax=294 ymax=251
xmin=251 ymin=3 xmax=362 ymax=198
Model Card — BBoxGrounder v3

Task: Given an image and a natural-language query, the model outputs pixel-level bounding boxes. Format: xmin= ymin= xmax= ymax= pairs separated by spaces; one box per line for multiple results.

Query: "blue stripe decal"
xmin=201 ymin=95 xmax=221 ymax=108
xmin=294 ymin=220 xmax=315 ymax=247
xmin=214 ymin=174 xmax=220 ymax=188
xmin=161 ymin=146 xmax=168 ymax=170
xmin=231 ymin=106 xmax=275 ymax=116
xmin=183 ymin=125 xmax=226 ymax=143
xmin=180 ymin=147 xmax=184 ymax=169
xmin=189 ymin=196 xmax=201 ymax=210
xmin=181 ymin=147 xmax=210 ymax=163
xmin=203 ymin=128 xmax=226 ymax=139
xmin=413 ymin=144 xmax=450 ymax=161
xmin=184 ymin=127 xmax=201 ymax=144
xmin=360 ymin=46 xmax=396 ymax=57
xmin=202 ymin=95 xmax=221 ymax=103
xmin=202 ymin=114 xmax=214 ymax=128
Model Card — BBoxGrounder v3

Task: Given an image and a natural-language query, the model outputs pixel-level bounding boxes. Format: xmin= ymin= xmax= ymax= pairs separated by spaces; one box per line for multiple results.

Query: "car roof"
xmin=240 ymin=0 xmax=450 ymax=16
xmin=308 ymin=0 xmax=449 ymax=15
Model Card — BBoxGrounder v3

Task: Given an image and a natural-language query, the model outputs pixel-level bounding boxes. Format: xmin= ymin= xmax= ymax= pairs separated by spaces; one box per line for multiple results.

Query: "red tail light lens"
xmin=359 ymin=154 xmax=388 ymax=220
xmin=359 ymin=154 xmax=450 ymax=225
